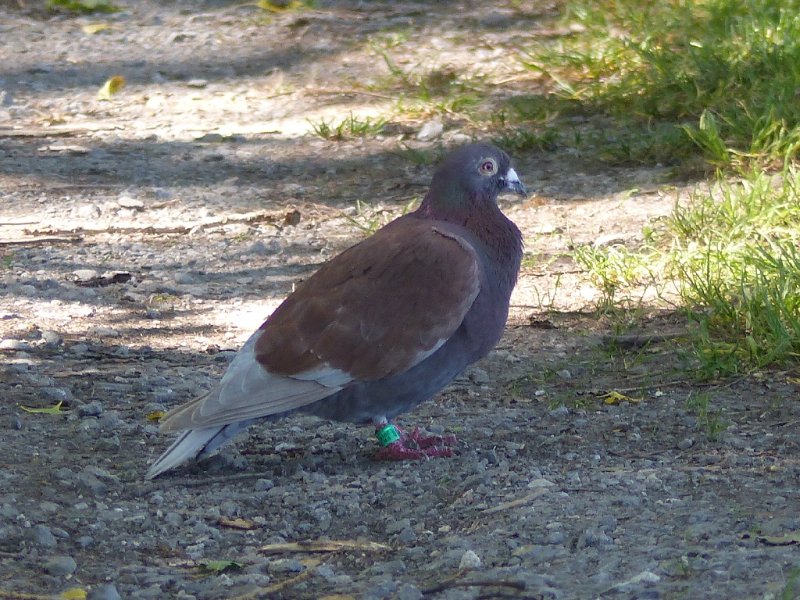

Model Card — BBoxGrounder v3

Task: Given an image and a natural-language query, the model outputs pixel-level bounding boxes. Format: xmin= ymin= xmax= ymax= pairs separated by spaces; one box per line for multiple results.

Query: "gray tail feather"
xmin=145 ymin=422 xmax=250 ymax=480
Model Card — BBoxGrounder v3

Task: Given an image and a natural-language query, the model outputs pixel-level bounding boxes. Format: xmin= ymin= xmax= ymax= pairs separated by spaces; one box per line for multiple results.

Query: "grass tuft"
xmin=308 ymin=113 xmax=387 ymax=141
xmin=520 ymin=0 xmax=800 ymax=167
xmin=577 ymin=166 xmax=800 ymax=378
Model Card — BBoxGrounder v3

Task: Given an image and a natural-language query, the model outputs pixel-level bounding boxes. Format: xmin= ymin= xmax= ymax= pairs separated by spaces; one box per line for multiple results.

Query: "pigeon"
xmin=146 ymin=143 xmax=526 ymax=479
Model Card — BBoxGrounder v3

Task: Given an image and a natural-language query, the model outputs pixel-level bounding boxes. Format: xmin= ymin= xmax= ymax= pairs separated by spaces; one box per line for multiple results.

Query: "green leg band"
xmin=376 ymin=423 xmax=401 ymax=447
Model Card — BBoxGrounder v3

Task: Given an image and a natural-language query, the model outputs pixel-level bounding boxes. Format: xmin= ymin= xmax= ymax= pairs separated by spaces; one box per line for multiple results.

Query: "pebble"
xmin=73 ymin=269 xmax=99 ymax=281
xmin=0 ymin=339 xmax=30 ymax=350
xmin=469 ymin=367 xmax=491 ymax=385
xmin=41 ymin=330 xmax=62 ymax=346
xmin=386 ymin=518 xmax=411 ymax=535
xmin=268 ymin=559 xmax=304 ymax=574
xmin=78 ymin=401 xmax=104 ymax=418
xmin=77 ymin=204 xmax=102 ymax=219
xmin=458 ymin=550 xmax=482 ymax=570
xmin=44 ymin=555 xmax=77 ymax=576
xmin=255 ymin=479 xmax=274 ymax=492
xmin=397 ymin=583 xmax=423 ymax=600
xmin=31 ymin=524 xmax=57 ymax=548
xmin=70 ymin=343 xmax=90 ymax=355
xmin=174 ymin=271 xmax=198 ymax=284
xmin=118 ymin=195 xmax=145 ymax=209
xmin=417 ymin=119 xmax=444 ymax=141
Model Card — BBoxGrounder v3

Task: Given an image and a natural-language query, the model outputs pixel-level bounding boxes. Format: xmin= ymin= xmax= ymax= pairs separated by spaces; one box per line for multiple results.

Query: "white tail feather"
xmin=146 ymin=425 xmax=238 ymax=480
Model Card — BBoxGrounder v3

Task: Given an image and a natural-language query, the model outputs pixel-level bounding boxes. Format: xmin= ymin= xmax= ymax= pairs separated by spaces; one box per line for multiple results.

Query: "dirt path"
xmin=1 ymin=2 xmax=798 ymax=598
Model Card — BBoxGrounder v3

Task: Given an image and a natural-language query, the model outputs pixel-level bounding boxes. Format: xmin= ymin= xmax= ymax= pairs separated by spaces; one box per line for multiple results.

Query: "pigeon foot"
xmin=373 ymin=426 xmax=456 ymax=460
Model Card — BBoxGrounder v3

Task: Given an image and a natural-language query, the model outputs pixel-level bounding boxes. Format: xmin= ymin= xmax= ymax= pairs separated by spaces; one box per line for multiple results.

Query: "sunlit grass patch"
xmin=519 ymin=0 xmax=800 ymax=167
xmin=308 ymin=113 xmax=387 ymax=141
xmin=577 ymin=167 xmax=800 ymax=377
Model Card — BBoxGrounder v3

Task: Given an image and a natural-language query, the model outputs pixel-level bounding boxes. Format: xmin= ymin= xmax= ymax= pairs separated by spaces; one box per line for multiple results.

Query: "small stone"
xmin=196 ymin=132 xmax=224 ymax=143
xmin=677 ymin=437 xmax=694 ymax=450
xmin=78 ymin=401 xmax=104 ymax=418
xmin=548 ymin=405 xmax=569 ymax=417
xmin=468 ymin=368 xmax=490 ymax=385
xmin=186 ymin=79 xmax=208 ymax=88
xmin=73 ymin=269 xmax=99 ymax=281
xmin=397 ymin=527 xmax=417 ymax=545
xmin=44 ymin=555 xmax=77 ymax=576
xmin=556 ymin=369 xmax=572 ymax=380
xmin=546 ymin=530 xmax=566 ymax=545
xmin=386 ymin=518 xmax=411 ymax=536
xmin=255 ymin=479 xmax=274 ymax=492
xmin=164 ymin=512 xmax=183 ymax=527
xmin=458 ymin=550 xmax=482 ymax=570
xmin=314 ymin=565 xmax=335 ymax=580
xmin=174 ymin=272 xmax=198 ymax=284
xmin=77 ymin=204 xmax=102 ymax=219
xmin=40 ymin=501 xmax=60 ymax=514
xmin=527 ymin=478 xmax=556 ymax=489
xmin=41 ymin=330 xmax=62 ymax=346
xmin=117 ymin=195 xmax=145 ymax=210
xmin=0 ymin=339 xmax=30 ymax=350
xmin=70 ymin=343 xmax=90 ymax=355
xmin=417 ymin=119 xmax=444 ymax=141
xmin=397 ymin=583 xmax=423 ymax=600
xmin=88 ymin=583 xmax=122 ymax=600
xmin=268 ymin=558 xmax=304 ymax=575
xmin=32 ymin=524 xmax=57 ymax=548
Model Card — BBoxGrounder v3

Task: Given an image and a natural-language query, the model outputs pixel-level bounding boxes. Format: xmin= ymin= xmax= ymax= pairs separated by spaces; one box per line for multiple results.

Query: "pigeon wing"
xmin=159 ymin=219 xmax=481 ymax=431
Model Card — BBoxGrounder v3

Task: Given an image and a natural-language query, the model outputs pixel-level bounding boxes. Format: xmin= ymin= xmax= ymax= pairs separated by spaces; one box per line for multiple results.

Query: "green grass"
xmin=518 ymin=0 xmax=800 ymax=167
xmin=529 ymin=0 xmax=800 ymax=380
xmin=366 ymin=40 xmax=485 ymax=120
xmin=308 ymin=113 xmax=387 ymax=141
xmin=344 ymin=198 xmax=419 ymax=236
xmin=576 ymin=166 xmax=800 ymax=378
xmin=685 ymin=391 xmax=727 ymax=440
xmin=46 ymin=0 xmax=119 ymax=13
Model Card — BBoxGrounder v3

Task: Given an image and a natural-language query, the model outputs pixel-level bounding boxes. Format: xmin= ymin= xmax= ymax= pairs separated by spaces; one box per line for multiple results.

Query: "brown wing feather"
xmin=256 ymin=218 xmax=481 ymax=380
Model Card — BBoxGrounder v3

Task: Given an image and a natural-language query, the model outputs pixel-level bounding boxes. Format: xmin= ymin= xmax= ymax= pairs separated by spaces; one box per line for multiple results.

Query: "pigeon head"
xmin=423 ymin=143 xmax=527 ymax=215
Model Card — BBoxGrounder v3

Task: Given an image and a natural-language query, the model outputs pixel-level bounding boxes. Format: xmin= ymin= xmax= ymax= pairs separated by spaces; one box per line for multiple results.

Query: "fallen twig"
xmin=422 ymin=576 xmax=527 ymax=596
xmin=481 ymin=487 xmax=550 ymax=515
xmin=260 ymin=539 xmax=390 ymax=555
xmin=23 ymin=209 xmax=298 ymax=238
xmin=0 ymin=236 xmax=83 ymax=246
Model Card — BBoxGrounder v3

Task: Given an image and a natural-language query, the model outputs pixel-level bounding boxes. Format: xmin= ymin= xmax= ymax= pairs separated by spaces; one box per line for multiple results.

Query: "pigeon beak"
xmin=502 ymin=168 xmax=528 ymax=198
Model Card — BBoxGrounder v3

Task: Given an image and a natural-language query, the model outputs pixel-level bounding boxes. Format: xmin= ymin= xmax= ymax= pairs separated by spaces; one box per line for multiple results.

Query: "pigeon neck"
xmin=417 ymin=191 xmax=523 ymax=287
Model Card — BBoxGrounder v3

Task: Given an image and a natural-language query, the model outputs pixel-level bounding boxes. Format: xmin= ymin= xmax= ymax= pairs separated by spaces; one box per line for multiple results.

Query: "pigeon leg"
xmin=372 ymin=420 xmax=456 ymax=460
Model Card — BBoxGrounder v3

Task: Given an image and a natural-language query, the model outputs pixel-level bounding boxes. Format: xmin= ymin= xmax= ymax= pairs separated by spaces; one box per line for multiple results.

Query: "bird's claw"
xmin=373 ymin=426 xmax=456 ymax=460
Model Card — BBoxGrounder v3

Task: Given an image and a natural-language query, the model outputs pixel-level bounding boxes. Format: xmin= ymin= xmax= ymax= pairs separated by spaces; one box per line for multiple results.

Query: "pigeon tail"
xmin=145 ymin=422 xmax=248 ymax=480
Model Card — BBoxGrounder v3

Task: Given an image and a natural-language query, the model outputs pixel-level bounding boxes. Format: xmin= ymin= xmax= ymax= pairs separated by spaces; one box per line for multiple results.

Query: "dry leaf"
xmin=218 ymin=517 xmax=257 ymax=530
xmin=97 ymin=75 xmax=126 ymax=100
xmin=20 ymin=401 xmax=65 ymax=415
xmin=82 ymin=23 xmax=111 ymax=34
xmin=602 ymin=391 xmax=641 ymax=405
xmin=146 ymin=410 xmax=165 ymax=422
xmin=61 ymin=588 xmax=87 ymax=600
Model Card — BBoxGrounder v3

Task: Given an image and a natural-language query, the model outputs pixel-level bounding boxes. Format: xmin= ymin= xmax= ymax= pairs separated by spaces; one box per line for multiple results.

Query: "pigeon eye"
xmin=479 ymin=158 xmax=497 ymax=176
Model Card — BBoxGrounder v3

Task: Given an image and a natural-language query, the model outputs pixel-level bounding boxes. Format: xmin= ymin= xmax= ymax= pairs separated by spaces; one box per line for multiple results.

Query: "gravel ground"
xmin=1 ymin=2 xmax=799 ymax=599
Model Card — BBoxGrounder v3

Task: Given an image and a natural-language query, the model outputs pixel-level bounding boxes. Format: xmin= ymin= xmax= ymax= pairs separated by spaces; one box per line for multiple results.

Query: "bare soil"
xmin=1 ymin=2 xmax=798 ymax=599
